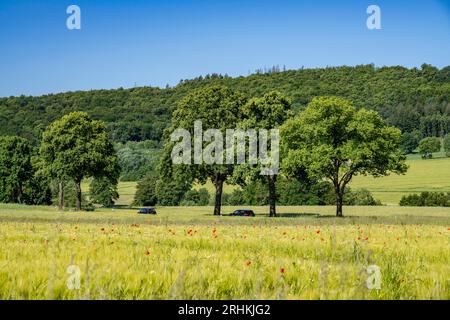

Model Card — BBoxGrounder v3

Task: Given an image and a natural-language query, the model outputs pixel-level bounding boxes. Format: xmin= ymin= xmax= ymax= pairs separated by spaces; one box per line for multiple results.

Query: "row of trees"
xmin=158 ymin=85 xmax=407 ymax=217
xmin=0 ymin=86 xmax=411 ymax=216
xmin=0 ymin=112 xmax=120 ymax=211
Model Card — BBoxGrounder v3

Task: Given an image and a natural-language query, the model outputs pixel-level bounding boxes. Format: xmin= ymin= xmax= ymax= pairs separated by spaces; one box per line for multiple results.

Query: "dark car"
xmin=228 ymin=209 xmax=255 ymax=217
xmin=138 ymin=208 xmax=157 ymax=215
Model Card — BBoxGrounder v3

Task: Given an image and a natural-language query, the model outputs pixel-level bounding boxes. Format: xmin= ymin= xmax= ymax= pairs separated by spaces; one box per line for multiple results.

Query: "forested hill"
xmin=1 ymin=64 xmax=450 ymax=145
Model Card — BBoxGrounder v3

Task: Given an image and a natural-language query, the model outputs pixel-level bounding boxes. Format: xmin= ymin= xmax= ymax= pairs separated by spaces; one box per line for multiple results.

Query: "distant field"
xmin=351 ymin=157 xmax=450 ymax=205
xmin=81 ymin=181 xmax=137 ymax=206
xmin=0 ymin=204 xmax=448 ymax=299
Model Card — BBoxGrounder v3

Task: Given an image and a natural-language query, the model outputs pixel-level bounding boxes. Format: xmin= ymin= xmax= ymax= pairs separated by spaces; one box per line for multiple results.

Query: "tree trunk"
xmin=17 ymin=182 xmax=23 ymax=204
xmin=213 ymin=177 xmax=224 ymax=216
xmin=58 ymin=181 xmax=64 ymax=211
xmin=336 ymin=191 xmax=344 ymax=217
xmin=75 ymin=179 xmax=82 ymax=211
xmin=268 ymin=174 xmax=277 ymax=217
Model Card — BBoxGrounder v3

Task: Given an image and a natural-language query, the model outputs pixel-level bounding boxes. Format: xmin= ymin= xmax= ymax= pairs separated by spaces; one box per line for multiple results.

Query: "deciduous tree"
xmin=40 ymin=112 xmax=120 ymax=211
xmin=281 ymin=97 xmax=407 ymax=217
xmin=240 ymin=91 xmax=292 ymax=217
xmin=164 ymin=85 xmax=246 ymax=215
xmin=0 ymin=136 xmax=33 ymax=204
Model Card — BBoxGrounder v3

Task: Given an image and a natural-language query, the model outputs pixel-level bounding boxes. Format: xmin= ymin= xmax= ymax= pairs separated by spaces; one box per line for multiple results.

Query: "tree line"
xmin=1 ymin=64 xmax=449 ymax=146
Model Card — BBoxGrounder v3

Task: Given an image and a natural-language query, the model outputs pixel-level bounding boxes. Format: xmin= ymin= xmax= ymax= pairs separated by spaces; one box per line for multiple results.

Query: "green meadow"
xmin=351 ymin=156 xmax=450 ymax=205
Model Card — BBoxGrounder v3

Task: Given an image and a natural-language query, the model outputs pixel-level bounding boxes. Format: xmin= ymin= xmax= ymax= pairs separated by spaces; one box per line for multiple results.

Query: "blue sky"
xmin=0 ymin=0 xmax=449 ymax=97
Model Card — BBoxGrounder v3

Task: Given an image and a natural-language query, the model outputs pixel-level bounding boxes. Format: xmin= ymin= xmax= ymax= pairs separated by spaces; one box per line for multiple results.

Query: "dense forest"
xmin=1 ymin=64 xmax=450 ymax=148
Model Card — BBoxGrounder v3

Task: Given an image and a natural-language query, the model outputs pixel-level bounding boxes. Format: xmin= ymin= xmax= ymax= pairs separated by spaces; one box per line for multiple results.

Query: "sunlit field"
xmin=0 ymin=204 xmax=449 ymax=300
xmin=351 ymin=157 xmax=450 ymax=205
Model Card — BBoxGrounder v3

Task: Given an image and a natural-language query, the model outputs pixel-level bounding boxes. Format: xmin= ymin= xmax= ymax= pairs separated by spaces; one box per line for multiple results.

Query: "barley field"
xmin=0 ymin=204 xmax=449 ymax=300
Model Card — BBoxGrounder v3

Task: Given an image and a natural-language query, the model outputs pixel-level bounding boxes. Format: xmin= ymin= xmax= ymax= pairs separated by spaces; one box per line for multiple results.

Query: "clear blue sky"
xmin=0 ymin=0 xmax=449 ymax=97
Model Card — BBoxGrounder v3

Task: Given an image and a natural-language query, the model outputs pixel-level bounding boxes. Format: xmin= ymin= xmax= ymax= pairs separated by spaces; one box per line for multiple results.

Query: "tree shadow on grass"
xmin=275 ymin=213 xmax=321 ymax=218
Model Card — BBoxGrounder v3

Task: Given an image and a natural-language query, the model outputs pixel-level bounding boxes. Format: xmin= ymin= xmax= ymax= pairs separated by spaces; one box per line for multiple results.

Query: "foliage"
xmin=418 ymin=137 xmax=442 ymax=155
xmin=399 ymin=192 xmax=450 ymax=207
xmin=344 ymin=188 xmax=382 ymax=206
xmin=163 ymin=85 xmax=246 ymax=215
xmin=2 ymin=65 xmax=449 ymax=146
xmin=281 ymin=97 xmax=407 ymax=216
xmin=238 ymin=91 xmax=292 ymax=216
xmin=180 ymin=188 xmax=210 ymax=206
xmin=222 ymin=179 xmax=380 ymax=206
xmin=40 ymin=112 xmax=120 ymax=210
xmin=89 ymin=177 xmax=119 ymax=208
xmin=443 ymin=134 xmax=450 ymax=157
xmin=0 ymin=136 xmax=33 ymax=204
xmin=401 ymin=130 xmax=422 ymax=154
xmin=155 ymin=178 xmax=190 ymax=206
xmin=22 ymin=156 xmax=52 ymax=205
xmin=115 ymin=140 xmax=162 ymax=181
xmin=133 ymin=173 xmax=159 ymax=206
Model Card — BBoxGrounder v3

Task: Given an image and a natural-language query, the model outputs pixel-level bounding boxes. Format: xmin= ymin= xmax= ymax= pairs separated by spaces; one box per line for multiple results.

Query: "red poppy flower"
xmin=280 ymin=267 xmax=285 ymax=274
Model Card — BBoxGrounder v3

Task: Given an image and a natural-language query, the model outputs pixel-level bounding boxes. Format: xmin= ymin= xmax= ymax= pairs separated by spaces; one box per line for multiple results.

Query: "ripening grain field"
xmin=0 ymin=205 xmax=449 ymax=300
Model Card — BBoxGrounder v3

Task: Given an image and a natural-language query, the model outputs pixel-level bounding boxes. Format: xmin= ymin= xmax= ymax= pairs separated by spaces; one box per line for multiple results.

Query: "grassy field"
xmin=33 ymin=156 xmax=449 ymax=300
xmin=0 ymin=204 xmax=449 ymax=299
xmin=351 ymin=157 xmax=450 ymax=205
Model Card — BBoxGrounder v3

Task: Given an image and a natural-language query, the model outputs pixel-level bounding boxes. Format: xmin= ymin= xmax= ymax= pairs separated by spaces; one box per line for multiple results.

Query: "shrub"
xmin=220 ymin=179 xmax=380 ymax=206
xmin=344 ymin=188 xmax=382 ymax=206
xmin=399 ymin=192 xmax=450 ymax=207
xmin=418 ymin=137 xmax=441 ymax=156
xmin=89 ymin=177 xmax=119 ymax=207
xmin=155 ymin=179 xmax=190 ymax=206
xmin=401 ymin=131 xmax=422 ymax=154
xmin=181 ymin=188 xmax=210 ymax=206
xmin=133 ymin=173 xmax=158 ymax=206
xmin=444 ymin=134 xmax=450 ymax=157
xmin=222 ymin=189 xmax=245 ymax=206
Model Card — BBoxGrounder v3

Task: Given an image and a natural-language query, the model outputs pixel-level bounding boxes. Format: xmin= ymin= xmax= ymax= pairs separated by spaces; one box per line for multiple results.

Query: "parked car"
xmin=228 ymin=209 xmax=255 ymax=217
xmin=138 ymin=208 xmax=157 ymax=215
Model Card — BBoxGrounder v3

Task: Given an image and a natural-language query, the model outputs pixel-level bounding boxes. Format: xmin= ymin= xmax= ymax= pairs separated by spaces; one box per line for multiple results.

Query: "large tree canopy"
xmin=281 ymin=97 xmax=408 ymax=217
xmin=163 ymin=85 xmax=246 ymax=215
xmin=40 ymin=112 xmax=120 ymax=211
xmin=239 ymin=91 xmax=292 ymax=217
